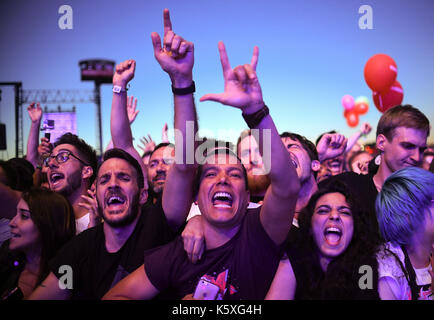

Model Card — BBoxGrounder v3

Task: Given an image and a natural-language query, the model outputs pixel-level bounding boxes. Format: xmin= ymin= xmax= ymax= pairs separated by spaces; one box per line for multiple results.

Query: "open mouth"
xmin=323 ymin=226 xmax=342 ymax=246
xmin=10 ymin=232 xmax=21 ymax=238
xmin=49 ymin=172 xmax=65 ymax=186
xmin=105 ymin=193 xmax=127 ymax=208
xmin=212 ymin=191 xmax=233 ymax=208
xmin=289 ymin=155 xmax=298 ymax=169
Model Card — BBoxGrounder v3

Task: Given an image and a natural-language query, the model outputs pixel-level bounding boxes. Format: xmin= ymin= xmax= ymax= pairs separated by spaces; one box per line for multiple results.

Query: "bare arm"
xmin=105 ymin=95 xmax=139 ymax=152
xmin=26 ymin=102 xmax=42 ymax=168
xmin=345 ymin=122 xmax=372 ymax=153
xmin=378 ymin=277 xmax=400 ymax=300
xmin=102 ymin=264 xmax=159 ymax=300
xmin=265 ymin=258 xmax=296 ymax=300
xmin=152 ymin=9 xmax=198 ymax=230
xmin=110 ymin=60 xmax=147 ymax=188
xmin=27 ymin=272 xmax=71 ymax=300
xmin=201 ymin=42 xmax=299 ymax=245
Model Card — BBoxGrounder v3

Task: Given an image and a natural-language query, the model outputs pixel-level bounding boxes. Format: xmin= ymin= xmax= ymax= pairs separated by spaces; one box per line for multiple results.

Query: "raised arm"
xmin=317 ymin=133 xmax=348 ymax=163
xmin=200 ymin=42 xmax=300 ymax=245
xmin=105 ymin=95 xmax=139 ymax=152
xmin=152 ymin=9 xmax=198 ymax=230
xmin=345 ymin=122 xmax=372 ymax=153
xmin=26 ymin=102 xmax=43 ymax=168
xmin=110 ymin=60 xmax=147 ymax=184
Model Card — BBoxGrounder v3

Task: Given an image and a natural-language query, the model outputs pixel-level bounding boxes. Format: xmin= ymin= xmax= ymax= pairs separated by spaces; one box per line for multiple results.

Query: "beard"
xmin=247 ymin=173 xmax=270 ymax=196
xmin=59 ymin=169 xmax=83 ymax=197
xmin=98 ymin=192 xmax=141 ymax=228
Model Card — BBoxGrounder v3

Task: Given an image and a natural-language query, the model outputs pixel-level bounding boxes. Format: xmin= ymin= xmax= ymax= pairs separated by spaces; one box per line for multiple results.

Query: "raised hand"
xmin=137 ymin=134 xmax=156 ymax=155
xmin=151 ymin=9 xmax=194 ymax=87
xmin=127 ymin=95 xmax=139 ymax=124
xmin=317 ymin=133 xmax=348 ymax=162
xmin=200 ymin=42 xmax=263 ymax=114
xmin=38 ymin=137 xmax=52 ymax=159
xmin=162 ymin=123 xmax=169 ymax=143
xmin=360 ymin=122 xmax=372 ymax=136
xmin=78 ymin=186 xmax=101 ymax=228
xmin=113 ymin=59 xmax=136 ymax=88
xmin=27 ymin=102 xmax=42 ymax=123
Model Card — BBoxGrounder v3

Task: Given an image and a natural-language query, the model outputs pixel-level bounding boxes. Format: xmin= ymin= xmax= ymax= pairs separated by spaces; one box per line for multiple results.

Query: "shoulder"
xmin=377 ymin=242 xmax=405 ymax=278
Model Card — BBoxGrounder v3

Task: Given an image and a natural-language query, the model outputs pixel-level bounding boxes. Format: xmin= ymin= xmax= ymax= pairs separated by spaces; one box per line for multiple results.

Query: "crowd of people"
xmin=0 ymin=9 xmax=433 ymax=301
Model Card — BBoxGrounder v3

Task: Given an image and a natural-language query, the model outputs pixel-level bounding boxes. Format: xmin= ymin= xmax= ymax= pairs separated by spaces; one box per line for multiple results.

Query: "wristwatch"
xmin=242 ymin=104 xmax=269 ymax=129
xmin=113 ymin=85 xmax=127 ymax=93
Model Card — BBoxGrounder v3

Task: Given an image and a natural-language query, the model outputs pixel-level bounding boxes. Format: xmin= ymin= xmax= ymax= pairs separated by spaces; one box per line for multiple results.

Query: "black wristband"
xmin=172 ymin=81 xmax=195 ymax=95
xmin=242 ymin=105 xmax=269 ymax=129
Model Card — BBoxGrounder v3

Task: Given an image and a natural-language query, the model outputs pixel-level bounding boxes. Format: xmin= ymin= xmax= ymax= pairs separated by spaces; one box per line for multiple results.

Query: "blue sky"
xmin=0 ymin=0 xmax=433 ymax=159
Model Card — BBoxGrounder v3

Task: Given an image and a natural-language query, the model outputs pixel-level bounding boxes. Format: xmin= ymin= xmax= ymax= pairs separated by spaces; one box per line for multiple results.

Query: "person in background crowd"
xmin=266 ymin=181 xmax=380 ymax=300
xmin=0 ymin=188 xmax=75 ymax=300
xmin=348 ymin=150 xmax=374 ymax=175
xmin=376 ymin=167 xmax=433 ymax=300
xmin=45 ymin=133 xmax=99 ymax=233
xmin=320 ymin=105 xmax=430 ymax=241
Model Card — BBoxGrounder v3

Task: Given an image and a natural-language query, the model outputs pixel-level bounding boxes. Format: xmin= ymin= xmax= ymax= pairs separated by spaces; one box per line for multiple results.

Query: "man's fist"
xmin=317 ymin=133 xmax=348 ymax=162
xmin=113 ymin=59 xmax=136 ymax=88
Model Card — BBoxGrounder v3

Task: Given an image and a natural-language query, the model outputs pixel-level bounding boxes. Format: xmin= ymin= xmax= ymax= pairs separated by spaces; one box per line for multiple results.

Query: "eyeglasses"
xmin=43 ymin=150 xmax=89 ymax=167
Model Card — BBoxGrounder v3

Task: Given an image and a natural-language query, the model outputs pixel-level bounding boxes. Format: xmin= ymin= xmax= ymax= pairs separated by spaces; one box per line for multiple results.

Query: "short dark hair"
xmin=100 ymin=148 xmax=144 ymax=189
xmin=280 ymin=132 xmax=319 ymax=162
xmin=54 ymin=133 xmax=98 ymax=185
xmin=149 ymin=142 xmax=175 ymax=159
xmin=0 ymin=158 xmax=34 ymax=191
xmin=376 ymin=104 xmax=430 ymax=140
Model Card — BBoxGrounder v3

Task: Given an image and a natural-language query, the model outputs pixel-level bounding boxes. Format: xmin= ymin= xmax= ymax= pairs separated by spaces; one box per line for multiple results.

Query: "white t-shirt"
xmin=377 ymin=242 xmax=432 ymax=300
xmin=75 ymin=212 xmax=90 ymax=235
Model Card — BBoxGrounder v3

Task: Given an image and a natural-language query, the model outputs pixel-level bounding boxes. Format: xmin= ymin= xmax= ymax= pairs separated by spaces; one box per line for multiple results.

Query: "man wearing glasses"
xmin=45 ymin=133 xmax=98 ymax=233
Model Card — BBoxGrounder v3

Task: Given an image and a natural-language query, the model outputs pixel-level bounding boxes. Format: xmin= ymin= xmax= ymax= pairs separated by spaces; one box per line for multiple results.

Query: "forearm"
xmin=255 ymin=112 xmax=299 ymax=195
xmin=162 ymin=81 xmax=198 ymax=228
xmin=346 ymin=131 xmax=362 ymax=153
xmin=111 ymin=91 xmax=133 ymax=150
xmin=26 ymin=121 xmax=41 ymax=168
xmin=173 ymin=93 xmax=198 ymax=170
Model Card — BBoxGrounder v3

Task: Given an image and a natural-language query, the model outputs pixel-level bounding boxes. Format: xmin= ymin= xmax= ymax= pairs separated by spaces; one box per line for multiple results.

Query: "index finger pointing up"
xmin=163 ymin=9 xmax=172 ymax=35
xmin=218 ymin=41 xmax=231 ymax=75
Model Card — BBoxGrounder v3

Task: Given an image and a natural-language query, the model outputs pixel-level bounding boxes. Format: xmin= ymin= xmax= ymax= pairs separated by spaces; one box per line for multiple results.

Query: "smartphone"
xmin=193 ymin=278 xmax=220 ymax=300
xmin=45 ymin=132 xmax=51 ymax=141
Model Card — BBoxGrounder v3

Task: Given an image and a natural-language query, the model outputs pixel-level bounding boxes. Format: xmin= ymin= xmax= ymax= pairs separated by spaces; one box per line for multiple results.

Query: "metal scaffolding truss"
xmin=22 ymin=88 xmax=96 ymax=104
xmin=0 ymin=83 xmax=102 ymax=158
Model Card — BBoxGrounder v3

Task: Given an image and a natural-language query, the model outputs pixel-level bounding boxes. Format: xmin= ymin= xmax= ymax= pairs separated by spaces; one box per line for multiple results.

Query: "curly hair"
xmin=293 ymin=180 xmax=381 ymax=299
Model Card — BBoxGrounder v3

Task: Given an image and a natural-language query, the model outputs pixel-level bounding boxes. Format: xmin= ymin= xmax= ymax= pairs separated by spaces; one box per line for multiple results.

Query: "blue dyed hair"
xmin=376 ymin=167 xmax=434 ymax=245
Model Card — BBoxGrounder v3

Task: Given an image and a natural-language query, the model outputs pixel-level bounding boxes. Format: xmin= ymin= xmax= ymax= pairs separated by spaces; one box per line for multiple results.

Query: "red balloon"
xmin=364 ymin=54 xmax=397 ymax=93
xmin=354 ymin=102 xmax=369 ymax=115
xmin=373 ymin=80 xmax=404 ymax=113
xmin=345 ymin=111 xmax=359 ymax=127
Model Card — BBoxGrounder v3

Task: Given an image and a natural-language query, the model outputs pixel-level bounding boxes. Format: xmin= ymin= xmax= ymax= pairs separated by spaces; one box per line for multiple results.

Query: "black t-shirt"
xmin=49 ymin=201 xmax=176 ymax=300
xmin=144 ymin=208 xmax=283 ymax=300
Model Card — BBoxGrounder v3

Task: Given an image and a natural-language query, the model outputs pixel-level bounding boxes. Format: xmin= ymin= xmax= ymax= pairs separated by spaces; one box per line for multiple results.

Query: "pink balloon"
xmin=342 ymin=95 xmax=355 ymax=111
